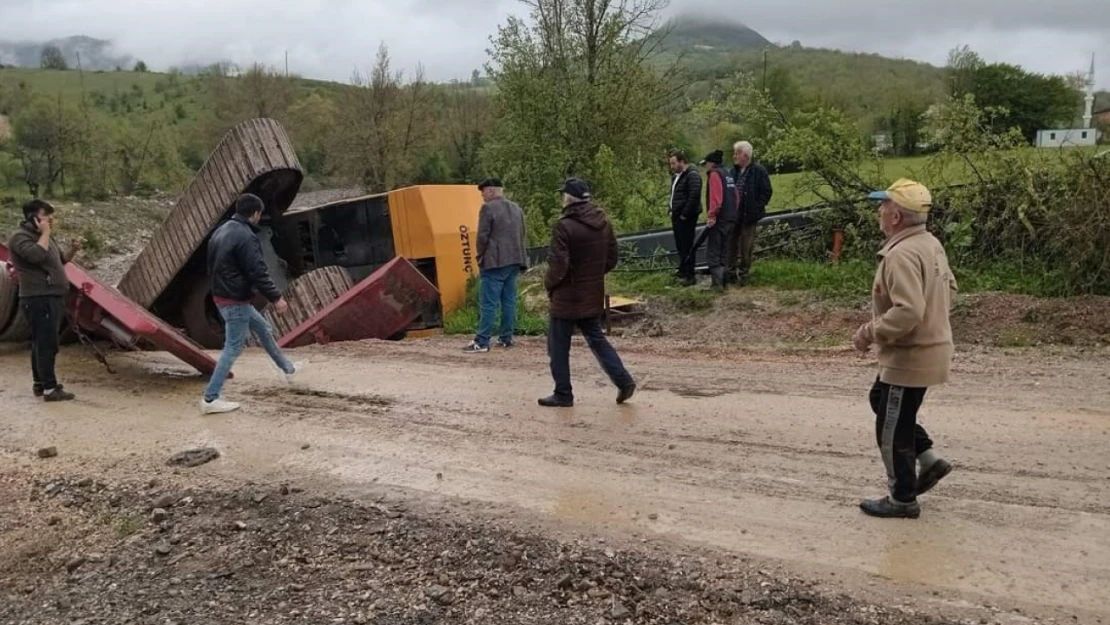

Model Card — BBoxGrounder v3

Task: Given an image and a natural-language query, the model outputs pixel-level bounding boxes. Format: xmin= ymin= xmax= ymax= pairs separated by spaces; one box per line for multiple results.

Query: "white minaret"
xmin=1083 ymin=53 xmax=1095 ymax=129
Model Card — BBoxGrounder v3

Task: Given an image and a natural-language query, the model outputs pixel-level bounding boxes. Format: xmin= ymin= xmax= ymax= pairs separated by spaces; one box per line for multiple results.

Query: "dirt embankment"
xmin=617 ymin=287 xmax=1110 ymax=350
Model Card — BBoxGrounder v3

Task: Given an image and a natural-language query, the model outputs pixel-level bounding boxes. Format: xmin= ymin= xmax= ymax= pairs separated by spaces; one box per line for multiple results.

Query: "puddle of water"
xmin=876 ymin=522 xmax=973 ymax=588
xmin=551 ymin=484 xmax=623 ymax=524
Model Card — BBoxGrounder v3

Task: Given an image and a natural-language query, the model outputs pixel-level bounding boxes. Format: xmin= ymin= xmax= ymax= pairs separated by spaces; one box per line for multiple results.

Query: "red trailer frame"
xmin=0 ymin=243 xmax=221 ymax=377
xmin=278 ymin=257 xmax=439 ymax=348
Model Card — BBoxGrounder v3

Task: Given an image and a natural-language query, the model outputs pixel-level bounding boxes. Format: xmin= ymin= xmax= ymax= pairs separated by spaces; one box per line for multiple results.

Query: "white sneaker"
xmin=199 ymin=398 xmax=241 ymax=414
xmin=462 ymin=341 xmax=489 ymax=353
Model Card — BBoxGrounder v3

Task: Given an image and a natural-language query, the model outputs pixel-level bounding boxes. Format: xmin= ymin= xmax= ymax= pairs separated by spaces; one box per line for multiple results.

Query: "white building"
xmin=1035 ymin=128 xmax=1099 ymax=147
xmin=1036 ymin=54 xmax=1102 ymax=148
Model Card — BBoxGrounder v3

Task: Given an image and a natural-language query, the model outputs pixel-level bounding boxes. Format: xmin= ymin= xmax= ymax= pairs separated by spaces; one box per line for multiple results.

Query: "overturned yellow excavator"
xmin=113 ymin=118 xmax=482 ymax=349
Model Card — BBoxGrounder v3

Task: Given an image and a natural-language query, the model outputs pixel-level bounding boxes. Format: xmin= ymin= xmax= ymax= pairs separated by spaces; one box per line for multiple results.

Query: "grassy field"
xmin=0 ymin=67 xmax=350 ymax=128
xmin=767 ymin=147 xmax=1107 ymax=212
xmin=0 ymin=66 xmax=211 ymax=124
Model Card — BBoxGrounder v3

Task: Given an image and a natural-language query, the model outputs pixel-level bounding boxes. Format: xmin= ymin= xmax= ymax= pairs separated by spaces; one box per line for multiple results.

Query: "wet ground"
xmin=1 ymin=337 xmax=1107 ymax=624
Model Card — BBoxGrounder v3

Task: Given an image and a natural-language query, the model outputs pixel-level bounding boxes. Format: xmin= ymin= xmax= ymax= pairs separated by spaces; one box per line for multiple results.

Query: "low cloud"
xmin=0 ymin=0 xmax=1105 ymax=87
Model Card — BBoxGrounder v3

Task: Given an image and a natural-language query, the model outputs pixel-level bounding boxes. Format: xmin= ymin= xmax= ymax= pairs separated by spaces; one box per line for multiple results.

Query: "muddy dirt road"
xmin=1 ymin=337 xmax=1108 ymax=623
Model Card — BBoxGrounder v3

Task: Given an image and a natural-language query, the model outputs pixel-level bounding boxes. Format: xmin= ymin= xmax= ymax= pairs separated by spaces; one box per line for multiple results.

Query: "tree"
xmin=877 ymin=100 xmax=929 ymax=156
xmin=133 ymin=60 xmax=148 ymax=73
xmin=40 ymin=46 xmax=68 ymax=71
xmin=12 ymin=96 xmax=82 ymax=196
xmin=287 ymin=92 xmax=338 ymax=176
xmin=442 ymin=85 xmax=493 ymax=183
xmin=483 ymin=0 xmax=681 ymax=239
xmin=329 ymin=43 xmax=435 ymax=192
xmin=946 ymin=45 xmax=984 ymax=98
xmin=966 ymin=62 xmax=1079 ymax=142
xmin=205 ymin=62 xmax=297 ymax=145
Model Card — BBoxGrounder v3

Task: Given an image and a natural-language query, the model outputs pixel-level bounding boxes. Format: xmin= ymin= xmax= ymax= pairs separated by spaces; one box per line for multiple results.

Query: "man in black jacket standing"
xmin=200 ymin=193 xmax=295 ymax=415
xmin=728 ymin=141 xmax=773 ymax=285
xmin=6 ymin=199 xmax=79 ymax=402
xmin=668 ymin=150 xmax=702 ymax=286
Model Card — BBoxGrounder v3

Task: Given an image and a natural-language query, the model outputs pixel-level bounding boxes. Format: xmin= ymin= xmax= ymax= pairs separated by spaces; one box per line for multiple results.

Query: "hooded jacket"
xmin=544 ymin=200 xmax=619 ymax=320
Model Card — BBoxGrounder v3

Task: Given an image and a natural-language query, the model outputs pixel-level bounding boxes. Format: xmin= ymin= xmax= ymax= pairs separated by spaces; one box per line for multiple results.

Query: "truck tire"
xmin=182 ymin=278 xmax=225 ymax=350
xmin=0 ymin=261 xmax=19 ymax=337
xmin=0 ymin=306 xmax=32 ymax=343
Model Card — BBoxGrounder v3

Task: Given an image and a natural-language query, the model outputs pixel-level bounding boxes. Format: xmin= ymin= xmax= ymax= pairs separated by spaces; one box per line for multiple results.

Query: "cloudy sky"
xmin=0 ymin=0 xmax=1106 ymax=88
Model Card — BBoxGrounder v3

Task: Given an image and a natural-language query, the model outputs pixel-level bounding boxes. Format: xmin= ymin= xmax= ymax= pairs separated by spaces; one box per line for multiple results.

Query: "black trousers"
xmin=21 ymin=295 xmax=65 ymax=390
xmin=870 ymin=378 xmax=934 ymax=503
xmin=706 ymin=221 xmax=735 ymax=270
xmin=548 ymin=316 xmax=633 ymax=400
xmin=671 ymin=214 xmax=697 ymax=278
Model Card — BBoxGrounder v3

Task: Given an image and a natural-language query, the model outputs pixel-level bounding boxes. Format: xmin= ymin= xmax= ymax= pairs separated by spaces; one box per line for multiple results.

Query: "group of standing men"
xmin=669 ymin=141 xmax=774 ymax=291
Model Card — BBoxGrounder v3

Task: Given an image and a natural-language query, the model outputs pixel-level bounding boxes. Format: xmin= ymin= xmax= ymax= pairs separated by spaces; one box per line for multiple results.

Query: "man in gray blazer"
xmin=464 ymin=178 xmax=528 ymax=353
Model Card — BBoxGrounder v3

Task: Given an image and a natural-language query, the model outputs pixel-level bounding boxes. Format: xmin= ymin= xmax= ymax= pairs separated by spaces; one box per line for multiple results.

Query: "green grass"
xmin=441 ymin=256 xmax=1072 ymax=338
xmin=443 ymin=276 xmax=549 ymax=336
xmin=0 ymin=66 xmax=212 ymax=125
xmin=748 ymin=259 xmax=873 ymax=300
xmin=607 ymin=271 xmax=718 ymax=310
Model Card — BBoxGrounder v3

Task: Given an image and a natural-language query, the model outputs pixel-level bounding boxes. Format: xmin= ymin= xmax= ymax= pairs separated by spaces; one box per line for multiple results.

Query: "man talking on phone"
xmin=7 ymin=199 xmax=80 ymax=402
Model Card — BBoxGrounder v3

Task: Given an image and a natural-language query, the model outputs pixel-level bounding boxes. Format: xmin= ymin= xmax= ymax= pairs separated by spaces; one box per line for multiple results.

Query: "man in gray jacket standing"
xmin=464 ymin=178 xmax=528 ymax=353
xmin=7 ymin=199 xmax=79 ymax=402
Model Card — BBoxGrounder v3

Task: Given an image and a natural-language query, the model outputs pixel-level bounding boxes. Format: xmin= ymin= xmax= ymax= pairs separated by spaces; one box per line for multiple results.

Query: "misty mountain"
xmin=0 ymin=35 xmax=133 ymax=70
xmin=657 ymin=14 xmax=772 ymax=52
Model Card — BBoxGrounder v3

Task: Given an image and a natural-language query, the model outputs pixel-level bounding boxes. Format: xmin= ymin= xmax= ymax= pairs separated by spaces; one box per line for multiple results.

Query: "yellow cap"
xmin=868 ymin=178 xmax=932 ymax=214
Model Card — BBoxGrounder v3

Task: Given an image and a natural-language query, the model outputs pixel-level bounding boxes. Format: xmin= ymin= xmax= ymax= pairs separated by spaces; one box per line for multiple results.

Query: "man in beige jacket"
xmin=853 ymin=179 xmax=956 ymax=519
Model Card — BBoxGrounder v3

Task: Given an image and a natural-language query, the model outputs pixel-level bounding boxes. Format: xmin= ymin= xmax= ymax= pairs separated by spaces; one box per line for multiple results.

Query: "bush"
xmin=767 ymin=94 xmax=1110 ymax=296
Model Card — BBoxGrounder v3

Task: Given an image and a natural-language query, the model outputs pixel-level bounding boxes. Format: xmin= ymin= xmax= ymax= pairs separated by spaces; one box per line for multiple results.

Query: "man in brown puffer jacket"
xmin=540 ymin=178 xmax=636 ymax=408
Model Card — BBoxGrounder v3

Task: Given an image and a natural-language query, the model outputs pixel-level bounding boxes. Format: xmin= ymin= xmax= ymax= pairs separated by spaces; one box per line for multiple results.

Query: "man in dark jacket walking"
xmin=464 ymin=178 xmax=528 ymax=353
xmin=540 ymin=178 xmax=636 ymax=408
xmin=7 ymin=199 xmax=79 ymax=402
xmin=699 ymin=150 xmax=739 ymax=292
xmin=668 ymin=150 xmax=702 ymax=286
xmin=728 ymin=141 xmax=773 ymax=285
xmin=200 ymin=193 xmax=295 ymax=415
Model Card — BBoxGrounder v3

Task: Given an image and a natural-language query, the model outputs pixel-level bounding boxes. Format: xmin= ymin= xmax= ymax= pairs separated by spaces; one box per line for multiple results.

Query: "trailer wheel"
xmin=183 ymin=279 xmax=225 ymax=350
xmin=0 ymin=261 xmax=19 ymax=337
xmin=0 ymin=306 xmax=32 ymax=343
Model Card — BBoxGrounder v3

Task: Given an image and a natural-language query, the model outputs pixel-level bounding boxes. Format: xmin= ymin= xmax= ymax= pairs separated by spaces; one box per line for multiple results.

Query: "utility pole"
xmin=285 ymin=50 xmax=289 ymax=77
xmin=762 ymin=48 xmax=768 ymax=92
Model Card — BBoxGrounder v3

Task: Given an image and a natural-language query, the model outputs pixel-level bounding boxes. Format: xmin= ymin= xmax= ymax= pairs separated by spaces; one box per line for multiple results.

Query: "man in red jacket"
xmin=540 ymin=178 xmax=636 ymax=408
xmin=700 ymin=150 xmax=739 ymax=292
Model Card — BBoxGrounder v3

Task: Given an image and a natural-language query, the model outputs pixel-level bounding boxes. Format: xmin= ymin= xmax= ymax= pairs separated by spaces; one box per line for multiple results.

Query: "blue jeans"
xmin=203 ymin=303 xmax=294 ymax=401
xmin=547 ymin=316 xmax=633 ymax=400
xmin=474 ymin=265 xmax=520 ymax=347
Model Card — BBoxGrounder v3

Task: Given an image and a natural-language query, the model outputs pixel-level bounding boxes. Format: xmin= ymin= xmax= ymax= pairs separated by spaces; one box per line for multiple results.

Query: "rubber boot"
xmin=710 ymin=267 xmax=725 ymax=292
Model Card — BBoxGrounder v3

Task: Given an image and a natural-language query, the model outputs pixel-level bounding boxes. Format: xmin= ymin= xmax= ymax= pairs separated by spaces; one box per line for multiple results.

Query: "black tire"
xmin=0 ymin=305 xmax=32 ymax=343
xmin=0 ymin=261 xmax=18 ymax=337
xmin=182 ymin=278 xmax=225 ymax=349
